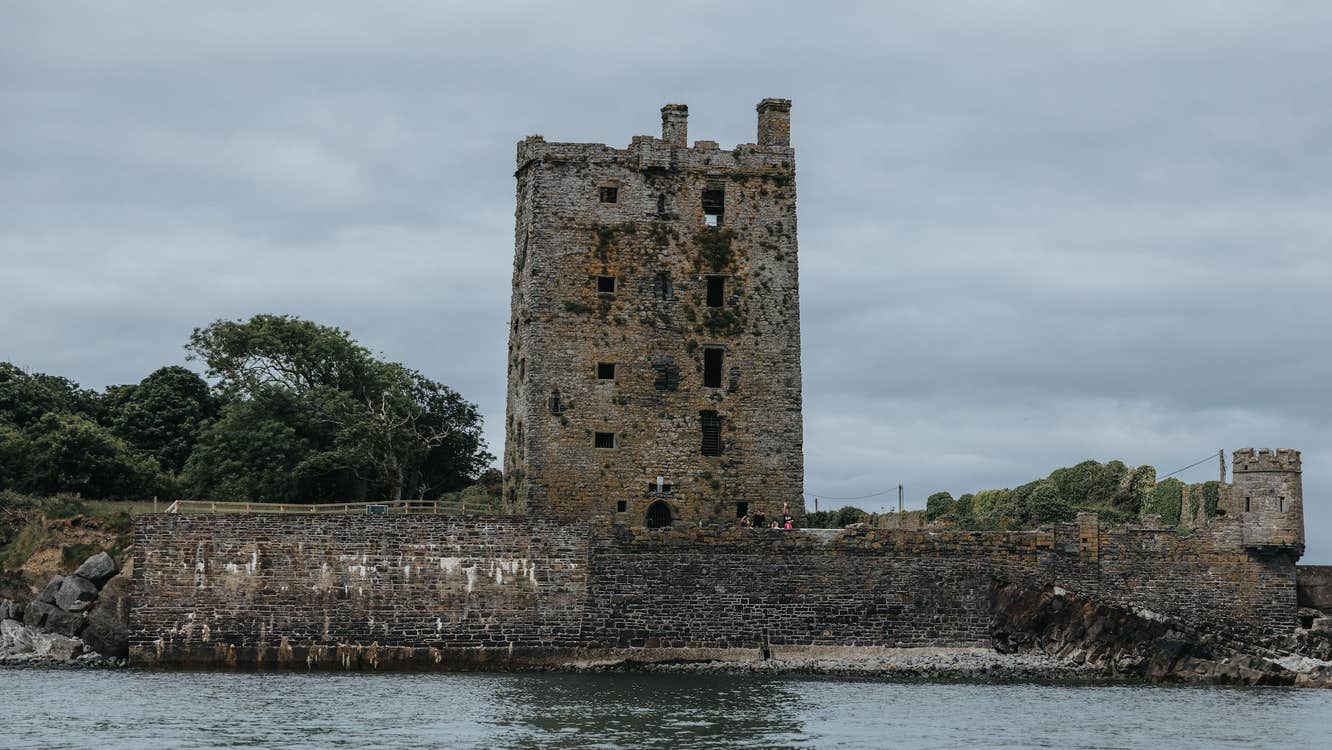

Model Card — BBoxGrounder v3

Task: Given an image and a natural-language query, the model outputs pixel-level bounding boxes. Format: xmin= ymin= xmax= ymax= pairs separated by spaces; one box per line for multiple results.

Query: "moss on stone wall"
xmin=1147 ymin=478 xmax=1184 ymax=527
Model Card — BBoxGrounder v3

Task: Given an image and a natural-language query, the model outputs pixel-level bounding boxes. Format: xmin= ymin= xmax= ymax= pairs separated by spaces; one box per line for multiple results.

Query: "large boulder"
xmin=0 ymin=599 xmax=22 ymax=621
xmin=31 ymin=631 xmax=82 ymax=661
xmin=74 ymin=552 xmax=120 ymax=588
xmin=81 ymin=575 xmax=129 ymax=658
xmin=24 ymin=599 xmax=86 ymax=636
xmin=38 ymin=576 xmax=64 ymax=605
xmin=55 ymin=575 xmax=99 ymax=612
xmin=1 ymin=618 xmax=33 ymax=652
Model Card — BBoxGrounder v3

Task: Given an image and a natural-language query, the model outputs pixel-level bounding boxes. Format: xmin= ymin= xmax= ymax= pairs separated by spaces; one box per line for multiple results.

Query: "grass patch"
xmin=1 ymin=518 xmax=47 ymax=571
xmin=60 ymin=541 xmax=105 ymax=571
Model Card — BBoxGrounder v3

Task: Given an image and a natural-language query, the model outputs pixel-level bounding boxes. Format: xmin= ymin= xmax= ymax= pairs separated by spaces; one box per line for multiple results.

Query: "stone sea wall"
xmin=130 ymin=513 xmax=1298 ymax=668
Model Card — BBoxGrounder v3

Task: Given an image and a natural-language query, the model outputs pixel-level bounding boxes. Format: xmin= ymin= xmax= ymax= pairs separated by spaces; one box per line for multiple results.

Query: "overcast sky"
xmin=3 ymin=2 xmax=1329 ymax=561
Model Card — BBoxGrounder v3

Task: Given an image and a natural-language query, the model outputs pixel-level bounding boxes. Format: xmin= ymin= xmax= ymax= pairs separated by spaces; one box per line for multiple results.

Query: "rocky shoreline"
xmin=560 ymin=648 xmax=1107 ymax=682
xmin=1 ymin=550 xmax=129 ymax=669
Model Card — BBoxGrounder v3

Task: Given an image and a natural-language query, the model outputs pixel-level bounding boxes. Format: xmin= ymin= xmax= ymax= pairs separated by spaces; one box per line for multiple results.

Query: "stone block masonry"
xmin=131 ymin=513 xmax=1298 ymax=668
xmin=503 ymin=100 xmax=804 ymax=528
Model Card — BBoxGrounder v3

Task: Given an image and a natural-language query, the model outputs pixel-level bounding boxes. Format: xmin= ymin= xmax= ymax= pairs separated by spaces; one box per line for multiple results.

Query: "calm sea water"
xmin=6 ymin=669 xmax=1331 ymax=749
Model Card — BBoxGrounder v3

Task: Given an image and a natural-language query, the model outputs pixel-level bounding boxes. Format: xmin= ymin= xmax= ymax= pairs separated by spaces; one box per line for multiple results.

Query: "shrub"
xmin=925 ymin=492 xmax=955 ymax=521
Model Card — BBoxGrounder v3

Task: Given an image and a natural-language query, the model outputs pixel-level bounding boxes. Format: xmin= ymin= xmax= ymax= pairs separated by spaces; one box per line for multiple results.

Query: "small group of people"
xmin=739 ymin=502 xmax=795 ymax=530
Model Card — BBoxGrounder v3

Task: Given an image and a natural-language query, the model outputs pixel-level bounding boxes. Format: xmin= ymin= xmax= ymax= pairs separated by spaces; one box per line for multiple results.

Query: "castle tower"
xmin=503 ymin=100 xmax=805 ymax=527
xmin=1231 ymin=448 xmax=1304 ymax=553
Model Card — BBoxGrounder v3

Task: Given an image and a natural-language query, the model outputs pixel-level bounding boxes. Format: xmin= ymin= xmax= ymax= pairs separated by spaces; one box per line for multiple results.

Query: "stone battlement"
xmin=1233 ymin=448 xmax=1302 ymax=473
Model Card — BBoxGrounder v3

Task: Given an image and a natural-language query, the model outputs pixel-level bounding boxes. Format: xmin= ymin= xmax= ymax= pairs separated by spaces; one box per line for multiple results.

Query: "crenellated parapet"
xmin=1233 ymin=448 xmax=1302 ymax=473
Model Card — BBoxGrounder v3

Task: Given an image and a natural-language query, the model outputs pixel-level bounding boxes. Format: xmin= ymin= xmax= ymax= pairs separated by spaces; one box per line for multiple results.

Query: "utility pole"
xmin=1219 ymin=449 xmax=1226 ymax=483
xmin=814 ymin=497 xmax=819 ymax=513
xmin=898 ymin=484 xmax=904 ymax=513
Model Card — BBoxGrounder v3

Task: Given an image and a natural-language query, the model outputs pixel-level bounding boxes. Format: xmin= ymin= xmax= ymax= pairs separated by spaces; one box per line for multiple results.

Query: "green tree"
xmin=183 ymin=390 xmax=321 ymax=501
xmin=925 ymin=491 xmax=955 ymax=521
xmin=22 ymin=413 xmax=164 ymax=499
xmin=0 ymin=363 xmax=100 ymax=428
xmin=103 ymin=366 xmax=215 ymax=474
xmin=185 ymin=315 xmax=492 ymax=502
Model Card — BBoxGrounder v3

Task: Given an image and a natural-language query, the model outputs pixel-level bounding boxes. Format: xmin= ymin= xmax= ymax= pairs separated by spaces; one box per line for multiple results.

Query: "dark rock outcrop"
xmin=74 ymin=552 xmax=120 ymax=588
xmin=37 ymin=576 xmax=64 ymax=605
xmin=81 ymin=575 xmax=130 ymax=658
xmin=990 ymin=581 xmax=1332 ymax=687
xmin=55 ymin=575 xmax=99 ymax=612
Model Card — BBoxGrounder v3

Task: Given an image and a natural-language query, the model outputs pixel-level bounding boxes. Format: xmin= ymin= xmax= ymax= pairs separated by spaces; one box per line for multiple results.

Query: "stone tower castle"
xmin=503 ymin=99 xmax=805 ymax=526
xmin=1230 ymin=448 xmax=1304 ymax=552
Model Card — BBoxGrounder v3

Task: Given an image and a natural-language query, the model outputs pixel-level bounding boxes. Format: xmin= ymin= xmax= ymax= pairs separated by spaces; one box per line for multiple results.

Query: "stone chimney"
xmin=661 ymin=104 xmax=688 ymax=147
xmin=756 ymin=98 xmax=792 ymax=148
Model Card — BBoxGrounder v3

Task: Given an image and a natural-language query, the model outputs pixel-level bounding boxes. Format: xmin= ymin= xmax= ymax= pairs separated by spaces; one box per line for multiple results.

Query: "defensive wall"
xmin=130 ymin=512 xmax=1298 ymax=668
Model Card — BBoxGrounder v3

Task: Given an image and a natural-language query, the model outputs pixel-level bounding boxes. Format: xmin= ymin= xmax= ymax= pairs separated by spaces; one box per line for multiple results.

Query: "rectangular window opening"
xmin=616 ymin=500 xmax=627 ymax=513
xmin=736 ymin=501 xmax=749 ymax=519
xmin=703 ymin=348 xmax=723 ymax=388
xmin=706 ymin=276 xmax=725 ymax=307
xmin=700 ymin=411 xmax=722 ymax=456
xmin=595 ymin=432 xmax=616 ymax=449
xmin=1245 ymin=496 xmax=1251 ymax=513
xmin=599 ymin=186 xmax=618 ymax=204
xmin=597 ymin=275 xmax=616 ymax=294
xmin=1279 ymin=497 xmax=1285 ymax=512
xmin=597 ymin=362 xmax=616 ymax=380
xmin=702 ymin=188 xmax=724 ymax=226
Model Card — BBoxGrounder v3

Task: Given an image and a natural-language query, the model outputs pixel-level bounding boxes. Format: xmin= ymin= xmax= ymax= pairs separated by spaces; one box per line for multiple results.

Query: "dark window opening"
xmin=653 ymin=271 xmax=673 ymax=300
xmin=616 ymin=500 xmax=627 ymax=513
xmin=1245 ymin=496 xmax=1251 ymax=512
xmin=519 ymin=358 xmax=526 ymax=382
xmin=548 ymin=390 xmax=562 ymax=415
xmin=653 ymin=359 xmax=681 ymax=391
xmin=702 ymin=188 xmax=724 ymax=226
xmin=646 ymin=482 xmax=674 ymax=494
xmin=700 ymin=410 xmax=722 ymax=456
xmin=657 ymin=193 xmax=666 ymax=214
xmin=736 ymin=501 xmax=749 ymax=519
xmin=645 ymin=500 xmax=673 ymax=528
xmin=1302 ymin=614 xmax=1316 ymax=629
xmin=595 ymin=432 xmax=616 ymax=449
xmin=599 ymin=186 xmax=618 ymax=203
xmin=703 ymin=348 xmax=723 ymax=388
xmin=706 ymin=276 xmax=725 ymax=307
xmin=597 ymin=275 xmax=616 ymax=294
xmin=597 ymin=362 xmax=616 ymax=380
xmin=1279 ymin=497 xmax=1285 ymax=512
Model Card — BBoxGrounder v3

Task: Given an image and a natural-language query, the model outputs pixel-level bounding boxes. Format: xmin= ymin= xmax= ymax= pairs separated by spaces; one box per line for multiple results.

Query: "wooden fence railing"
xmin=164 ymin=498 xmax=506 ymax=516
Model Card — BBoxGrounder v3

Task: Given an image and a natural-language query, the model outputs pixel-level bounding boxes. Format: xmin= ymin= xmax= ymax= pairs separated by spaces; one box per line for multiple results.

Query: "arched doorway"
xmin=644 ymin=500 xmax=674 ymax=529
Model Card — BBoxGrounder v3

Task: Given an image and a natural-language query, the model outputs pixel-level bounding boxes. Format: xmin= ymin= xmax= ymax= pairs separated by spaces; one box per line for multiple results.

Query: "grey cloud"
xmin=2 ymin=2 xmax=1330 ymax=560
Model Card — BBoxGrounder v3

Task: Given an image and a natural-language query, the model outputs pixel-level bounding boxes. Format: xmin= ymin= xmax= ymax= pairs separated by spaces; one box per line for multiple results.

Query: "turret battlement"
xmin=1233 ymin=448 xmax=1302 ymax=473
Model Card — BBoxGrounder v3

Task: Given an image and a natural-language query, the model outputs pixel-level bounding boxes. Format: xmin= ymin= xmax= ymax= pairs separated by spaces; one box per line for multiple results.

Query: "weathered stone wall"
xmin=1298 ymin=565 xmax=1332 ymax=611
xmin=130 ymin=514 xmax=591 ymax=668
xmin=131 ymin=513 xmax=1298 ymax=668
xmin=503 ymin=100 xmax=804 ymax=527
xmin=1229 ymin=448 xmax=1304 ymax=551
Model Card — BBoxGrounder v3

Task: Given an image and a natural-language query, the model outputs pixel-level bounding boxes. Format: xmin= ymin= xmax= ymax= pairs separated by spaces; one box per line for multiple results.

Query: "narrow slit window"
xmin=1245 ymin=496 xmax=1251 ymax=512
xmin=702 ymin=188 xmax=724 ymax=226
xmin=703 ymin=348 xmax=723 ymax=388
xmin=548 ymin=390 xmax=562 ymax=415
xmin=597 ymin=275 xmax=616 ymax=294
xmin=595 ymin=432 xmax=616 ymax=449
xmin=519 ymin=358 xmax=526 ymax=382
xmin=597 ymin=362 xmax=616 ymax=380
xmin=599 ymin=186 xmax=618 ymax=203
xmin=706 ymin=276 xmax=725 ymax=307
xmin=700 ymin=411 xmax=722 ymax=456
xmin=657 ymin=193 xmax=667 ymax=214
xmin=1279 ymin=497 xmax=1285 ymax=512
